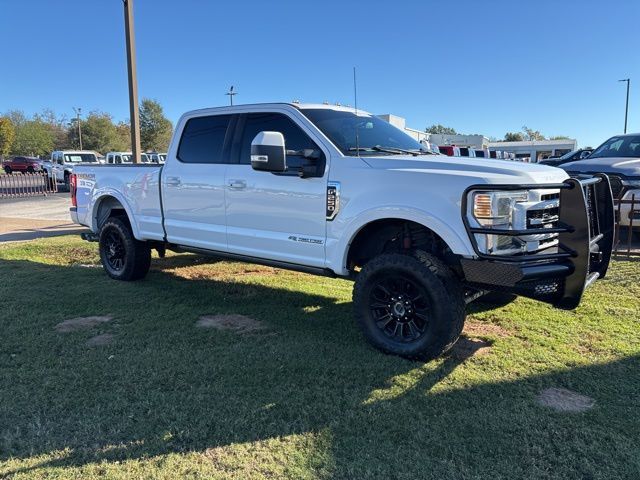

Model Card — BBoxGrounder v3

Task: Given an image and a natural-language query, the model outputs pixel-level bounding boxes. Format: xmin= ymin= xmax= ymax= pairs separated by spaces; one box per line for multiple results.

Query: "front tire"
xmin=4 ymin=167 xmax=11 ymax=174
xmin=99 ymin=217 xmax=151 ymax=281
xmin=353 ymin=251 xmax=465 ymax=361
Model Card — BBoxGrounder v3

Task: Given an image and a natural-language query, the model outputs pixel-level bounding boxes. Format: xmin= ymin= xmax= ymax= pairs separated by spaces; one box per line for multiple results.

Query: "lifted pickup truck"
xmin=70 ymin=103 xmax=614 ymax=360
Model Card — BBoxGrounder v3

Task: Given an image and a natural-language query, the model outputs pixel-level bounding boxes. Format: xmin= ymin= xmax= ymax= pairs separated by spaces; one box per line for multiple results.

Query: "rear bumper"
xmin=461 ymin=174 xmax=614 ymax=309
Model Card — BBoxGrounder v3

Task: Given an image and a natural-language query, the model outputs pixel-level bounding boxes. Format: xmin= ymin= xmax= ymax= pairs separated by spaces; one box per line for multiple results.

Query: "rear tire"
xmin=99 ymin=217 xmax=151 ymax=281
xmin=63 ymin=172 xmax=70 ymax=192
xmin=353 ymin=251 xmax=465 ymax=361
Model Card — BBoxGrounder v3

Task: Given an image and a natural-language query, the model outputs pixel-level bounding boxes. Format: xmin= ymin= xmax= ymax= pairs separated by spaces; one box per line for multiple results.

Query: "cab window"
xmin=236 ymin=112 xmax=324 ymax=176
xmin=177 ymin=114 xmax=233 ymax=164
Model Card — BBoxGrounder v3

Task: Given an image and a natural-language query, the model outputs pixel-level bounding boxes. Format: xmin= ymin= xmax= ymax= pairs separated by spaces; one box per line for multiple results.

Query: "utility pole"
xmin=124 ymin=0 xmax=142 ymax=163
xmin=73 ymin=107 xmax=83 ymax=150
xmin=226 ymin=86 xmax=237 ymax=106
xmin=619 ymin=78 xmax=630 ymax=134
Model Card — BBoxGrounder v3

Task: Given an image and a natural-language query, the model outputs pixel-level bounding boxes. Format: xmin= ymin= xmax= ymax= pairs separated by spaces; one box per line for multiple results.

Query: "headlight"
xmin=472 ymin=191 xmax=528 ymax=226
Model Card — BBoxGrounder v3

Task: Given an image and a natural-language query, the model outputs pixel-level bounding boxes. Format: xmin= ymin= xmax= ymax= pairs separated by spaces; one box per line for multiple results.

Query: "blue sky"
xmin=1 ymin=0 xmax=638 ymax=147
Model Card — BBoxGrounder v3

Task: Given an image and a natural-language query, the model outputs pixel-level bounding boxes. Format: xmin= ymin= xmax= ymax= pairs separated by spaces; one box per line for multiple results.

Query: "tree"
xmin=504 ymin=132 xmax=524 ymax=142
xmin=4 ymin=110 xmax=27 ymax=127
xmin=425 ymin=124 xmax=457 ymax=135
xmin=140 ymin=99 xmax=173 ymax=152
xmin=522 ymin=126 xmax=546 ymax=141
xmin=0 ymin=117 xmax=16 ymax=158
xmin=75 ymin=112 xmax=128 ymax=153
xmin=35 ymin=109 xmax=70 ymax=151
xmin=115 ymin=121 xmax=131 ymax=151
xmin=11 ymin=120 xmax=55 ymax=156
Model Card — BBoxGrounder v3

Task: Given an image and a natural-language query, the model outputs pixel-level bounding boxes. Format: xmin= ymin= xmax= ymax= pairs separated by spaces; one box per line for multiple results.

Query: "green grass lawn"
xmin=1 ymin=236 xmax=639 ymax=479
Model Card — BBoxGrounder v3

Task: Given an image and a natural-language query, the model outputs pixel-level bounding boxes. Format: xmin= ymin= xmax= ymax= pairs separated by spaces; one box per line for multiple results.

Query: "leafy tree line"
xmin=425 ymin=124 xmax=570 ymax=142
xmin=0 ymin=99 xmax=172 ymax=159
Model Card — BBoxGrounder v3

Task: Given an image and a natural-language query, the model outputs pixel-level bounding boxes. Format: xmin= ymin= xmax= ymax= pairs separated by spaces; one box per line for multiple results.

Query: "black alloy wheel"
xmin=104 ymin=229 xmax=127 ymax=272
xmin=369 ymin=274 xmax=431 ymax=342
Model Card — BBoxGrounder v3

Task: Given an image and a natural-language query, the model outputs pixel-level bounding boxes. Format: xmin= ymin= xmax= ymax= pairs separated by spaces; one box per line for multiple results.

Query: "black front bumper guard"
xmin=460 ymin=174 xmax=614 ymax=309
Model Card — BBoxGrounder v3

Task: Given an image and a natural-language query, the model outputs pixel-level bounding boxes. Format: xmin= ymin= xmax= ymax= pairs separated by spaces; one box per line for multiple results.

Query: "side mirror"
xmin=251 ymin=131 xmax=287 ymax=173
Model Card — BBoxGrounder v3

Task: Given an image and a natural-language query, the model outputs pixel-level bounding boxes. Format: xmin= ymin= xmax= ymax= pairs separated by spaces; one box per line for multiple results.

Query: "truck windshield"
xmin=64 ymin=153 xmax=97 ymax=163
xmin=590 ymin=135 xmax=640 ymax=159
xmin=301 ymin=108 xmax=428 ymax=156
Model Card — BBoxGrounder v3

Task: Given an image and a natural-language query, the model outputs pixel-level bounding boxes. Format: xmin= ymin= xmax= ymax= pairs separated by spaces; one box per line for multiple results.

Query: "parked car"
xmin=539 ymin=149 xmax=593 ymax=167
xmin=489 ymin=150 xmax=504 ymax=159
xmin=438 ymin=145 xmax=461 ymax=157
xmin=458 ymin=147 xmax=476 ymax=158
xmin=70 ymin=102 xmax=613 ymax=361
xmin=105 ymin=152 xmax=152 ymax=164
xmin=147 ymin=152 xmax=167 ymax=164
xmin=474 ymin=149 xmax=490 ymax=158
xmin=2 ymin=156 xmax=44 ymax=174
xmin=561 ymin=134 xmax=640 ymax=228
xmin=43 ymin=150 xmax=99 ymax=189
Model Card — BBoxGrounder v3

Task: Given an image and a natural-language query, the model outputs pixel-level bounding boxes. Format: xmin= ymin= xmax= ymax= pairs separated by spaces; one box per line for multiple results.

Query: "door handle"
xmin=228 ymin=180 xmax=246 ymax=189
xmin=165 ymin=176 xmax=181 ymax=187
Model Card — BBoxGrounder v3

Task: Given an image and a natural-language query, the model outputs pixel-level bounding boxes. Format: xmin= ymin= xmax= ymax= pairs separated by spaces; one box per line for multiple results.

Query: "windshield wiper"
xmin=348 ymin=146 xmax=420 ymax=156
xmin=372 ymin=145 xmax=422 ymax=156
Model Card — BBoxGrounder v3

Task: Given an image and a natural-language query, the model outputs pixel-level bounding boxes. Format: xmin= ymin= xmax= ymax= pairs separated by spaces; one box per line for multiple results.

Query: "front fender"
xmin=327 ymin=206 xmax=474 ymax=276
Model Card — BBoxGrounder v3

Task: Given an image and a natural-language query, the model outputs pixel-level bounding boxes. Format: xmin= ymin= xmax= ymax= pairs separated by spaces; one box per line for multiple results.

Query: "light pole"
xmin=226 ymin=86 xmax=237 ymax=106
xmin=73 ymin=107 xmax=83 ymax=150
xmin=123 ymin=0 xmax=142 ymax=163
xmin=619 ymin=78 xmax=630 ymax=134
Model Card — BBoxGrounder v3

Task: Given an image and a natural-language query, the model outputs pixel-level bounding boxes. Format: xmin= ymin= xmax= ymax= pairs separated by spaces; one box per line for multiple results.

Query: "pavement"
xmin=0 ymin=192 xmax=88 ymax=242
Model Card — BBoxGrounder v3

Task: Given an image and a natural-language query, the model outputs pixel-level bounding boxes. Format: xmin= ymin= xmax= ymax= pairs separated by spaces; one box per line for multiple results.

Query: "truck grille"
xmin=525 ymin=202 xmax=560 ymax=249
xmin=608 ymin=175 xmax=624 ymax=199
xmin=526 ymin=207 xmax=559 ymax=226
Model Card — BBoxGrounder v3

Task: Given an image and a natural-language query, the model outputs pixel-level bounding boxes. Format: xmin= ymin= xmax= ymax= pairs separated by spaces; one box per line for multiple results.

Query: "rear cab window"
xmin=177 ymin=114 xmax=233 ymax=164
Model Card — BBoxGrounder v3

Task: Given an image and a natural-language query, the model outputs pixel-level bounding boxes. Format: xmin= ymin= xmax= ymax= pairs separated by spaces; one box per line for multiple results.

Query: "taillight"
xmin=70 ymin=174 xmax=77 ymax=207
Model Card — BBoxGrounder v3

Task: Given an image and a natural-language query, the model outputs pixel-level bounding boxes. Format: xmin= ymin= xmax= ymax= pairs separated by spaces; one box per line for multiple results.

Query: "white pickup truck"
xmin=44 ymin=150 xmax=100 ymax=190
xmin=70 ymin=103 xmax=614 ymax=360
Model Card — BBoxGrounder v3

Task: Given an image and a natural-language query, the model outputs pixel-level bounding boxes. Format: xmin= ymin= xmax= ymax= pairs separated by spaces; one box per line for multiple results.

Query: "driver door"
xmin=224 ymin=111 xmax=328 ymax=268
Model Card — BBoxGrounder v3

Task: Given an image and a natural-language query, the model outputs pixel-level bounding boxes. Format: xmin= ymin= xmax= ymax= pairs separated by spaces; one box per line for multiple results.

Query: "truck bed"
xmin=73 ymin=164 xmax=165 ymax=241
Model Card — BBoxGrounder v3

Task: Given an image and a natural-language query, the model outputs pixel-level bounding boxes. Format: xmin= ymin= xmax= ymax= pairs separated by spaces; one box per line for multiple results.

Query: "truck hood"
xmin=561 ymin=156 xmax=640 ymax=177
xmin=360 ymin=154 xmax=569 ymax=184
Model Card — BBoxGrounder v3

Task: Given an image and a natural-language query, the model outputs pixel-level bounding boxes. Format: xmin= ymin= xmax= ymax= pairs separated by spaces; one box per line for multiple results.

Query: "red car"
xmin=437 ymin=145 xmax=461 ymax=157
xmin=2 ymin=156 xmax=43 ymax=174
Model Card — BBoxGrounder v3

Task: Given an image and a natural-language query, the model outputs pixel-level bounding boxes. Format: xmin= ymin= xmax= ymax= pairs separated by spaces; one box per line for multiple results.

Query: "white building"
xmin=427 ymin=134 xmax=489 ymax=149
xmin=377 ymin=113 xmax=578 ymax=162
xmin=487 ymin=139 xmax=577 ymax=162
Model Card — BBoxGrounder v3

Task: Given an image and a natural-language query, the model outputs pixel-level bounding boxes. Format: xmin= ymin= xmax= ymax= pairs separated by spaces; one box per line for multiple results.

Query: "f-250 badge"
xmin=326 ymin=182 xmax=341 ymax=220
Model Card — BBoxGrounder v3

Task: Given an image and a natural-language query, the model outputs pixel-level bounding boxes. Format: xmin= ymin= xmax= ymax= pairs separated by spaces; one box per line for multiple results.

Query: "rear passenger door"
xmin=161 ymin=114 xmax=234 ymax=251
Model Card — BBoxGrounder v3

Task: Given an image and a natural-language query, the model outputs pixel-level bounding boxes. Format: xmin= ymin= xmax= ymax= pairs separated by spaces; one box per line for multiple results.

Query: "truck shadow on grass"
xmin=0 ymin=257 xmax=638 ymax=479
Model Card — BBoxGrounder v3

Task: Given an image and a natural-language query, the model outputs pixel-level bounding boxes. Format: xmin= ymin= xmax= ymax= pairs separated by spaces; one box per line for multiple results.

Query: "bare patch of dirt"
xmin=449 ymin=336 xmax=493 ymax=360
xmin=536 ymin=387 xmax=595 ymax=413
xmin=55 ymin=316 xmax=113 ymax=333
xmin=196 ymin=314 xmax=264 ymax=333
xmin=464 ymin=320 xmax=510 ymax=338
xmin=86 ymin=333 xmax=115 ymax=347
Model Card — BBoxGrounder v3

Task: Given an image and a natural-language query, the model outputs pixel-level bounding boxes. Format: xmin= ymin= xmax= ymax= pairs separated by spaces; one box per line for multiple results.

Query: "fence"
xmin=0 ymin=172 xmax=58 ymax=199
xmin=613 ymin=194 xmax=640 ymax=258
